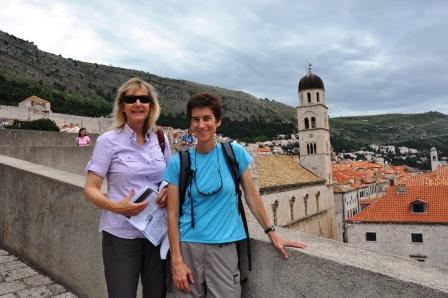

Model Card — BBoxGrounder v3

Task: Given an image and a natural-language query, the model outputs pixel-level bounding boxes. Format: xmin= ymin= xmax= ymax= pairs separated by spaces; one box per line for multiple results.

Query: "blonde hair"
xmin=113 ymin=77 xmax=160 ymax=133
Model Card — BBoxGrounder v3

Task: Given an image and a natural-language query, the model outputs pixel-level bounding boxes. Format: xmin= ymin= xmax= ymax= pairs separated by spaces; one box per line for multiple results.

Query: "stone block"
xmin=16 ymin=286 xmax=52 ymax=297
xmin=1 ymin=268 xmax=37 ymax=282
xmin=0 ymin=281 xmax=26 ymax=295
xmin=23 ymin=275 xmax=52 ymax=287
xmin=0 ymin=261 xmax=27 ymax=273
xmin=47 ymin=283 xmax=66 ymax=295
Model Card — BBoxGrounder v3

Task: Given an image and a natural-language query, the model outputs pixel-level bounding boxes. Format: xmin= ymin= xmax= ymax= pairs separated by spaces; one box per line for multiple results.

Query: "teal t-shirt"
xmin=163 ymin=142 xmax=252 ymax=244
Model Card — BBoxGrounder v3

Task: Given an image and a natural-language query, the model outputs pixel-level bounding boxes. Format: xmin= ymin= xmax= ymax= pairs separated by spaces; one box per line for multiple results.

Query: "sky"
xmin=1 ymin=0 xmax=448 ymax=116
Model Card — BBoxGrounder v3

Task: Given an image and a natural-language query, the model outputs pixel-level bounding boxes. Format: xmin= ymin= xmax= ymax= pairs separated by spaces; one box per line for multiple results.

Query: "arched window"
xmin=305 ymin=118 xmax=309 ymax=129
xmin=317 ymin=92 xmax=320 ymax=102
xmin=311 ymin=117 xmax=316 ymax=128
xmin=307 ymin=144 xmax=310 ymax=154
xmin=433 ymin=156 xmax=436 ymax=161
xmin=304 ymin=194 xmax=309 ymax=216
xmin=313 ymin=143 xmax=317 ymax=154
xmin=271 ymin=200 xmax=279 ymax=225
xmin=307 ymin=92 xmax=311 ymax=103
xmin=289 ymin=196 xmax=296 ymax=221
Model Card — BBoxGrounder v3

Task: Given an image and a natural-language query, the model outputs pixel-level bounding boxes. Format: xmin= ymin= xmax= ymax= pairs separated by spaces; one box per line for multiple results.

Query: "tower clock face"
xmin=309 ymin=133 xmax=313 ymax=138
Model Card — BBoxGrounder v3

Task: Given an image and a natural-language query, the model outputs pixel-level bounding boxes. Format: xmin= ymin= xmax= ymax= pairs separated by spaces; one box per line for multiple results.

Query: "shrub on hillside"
xmin=5 ymin=119 xmax=60 ymax=131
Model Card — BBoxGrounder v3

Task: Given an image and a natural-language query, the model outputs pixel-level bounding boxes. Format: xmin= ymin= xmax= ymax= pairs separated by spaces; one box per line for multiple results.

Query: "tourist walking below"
xmin=76 ymin=128 xmax=91 ymax=146
xmin=164 ymin=93 xmax=306 ymax=297
xmin=84 ymin=77 xmax=171 ymax=298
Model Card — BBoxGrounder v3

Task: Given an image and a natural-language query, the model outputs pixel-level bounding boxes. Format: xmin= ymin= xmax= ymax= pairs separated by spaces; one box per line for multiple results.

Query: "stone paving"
xmin=0 ymin=249 xmax=78 ymax=298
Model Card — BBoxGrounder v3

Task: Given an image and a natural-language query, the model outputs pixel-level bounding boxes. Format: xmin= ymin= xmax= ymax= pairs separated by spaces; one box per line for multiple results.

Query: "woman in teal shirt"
xmin=164 ymin=93 xmax=306 ymax=297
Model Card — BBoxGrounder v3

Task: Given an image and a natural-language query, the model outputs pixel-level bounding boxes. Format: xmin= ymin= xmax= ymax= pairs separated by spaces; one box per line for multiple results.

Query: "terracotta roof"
xmin=397 ymin=166 xmax=448 ymax=186
xmin=24 ymin=95 xmax=49 ymax=104
xmin=256 ymin=155 xmax=324 ymax=190
xmin=347 ymin=185 xmax=448 ymax=224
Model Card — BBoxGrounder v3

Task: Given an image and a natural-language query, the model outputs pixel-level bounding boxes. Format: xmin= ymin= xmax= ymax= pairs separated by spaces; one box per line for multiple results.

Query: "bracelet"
xmin=264 ymin=225 xmax=275 ymax=234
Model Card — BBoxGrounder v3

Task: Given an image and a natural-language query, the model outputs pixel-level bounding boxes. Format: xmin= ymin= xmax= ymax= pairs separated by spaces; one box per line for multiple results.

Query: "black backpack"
xmin=178 ymin=141 xmax=252 ymax=280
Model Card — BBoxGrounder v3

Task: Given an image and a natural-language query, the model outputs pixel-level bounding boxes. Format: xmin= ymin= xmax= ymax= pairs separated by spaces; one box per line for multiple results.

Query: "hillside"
xmin=1 ymin=30 xmax=447 ymax=151
xmin=0 ymin=30 xmax=296 ymax=141
xmin=330 ymin=112 xmax=448 ymax=154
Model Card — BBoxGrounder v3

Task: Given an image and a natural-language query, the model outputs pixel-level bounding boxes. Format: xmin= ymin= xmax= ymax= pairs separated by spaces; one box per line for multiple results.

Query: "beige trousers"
xmin=173 ymin=242 xmax=241 ymax=298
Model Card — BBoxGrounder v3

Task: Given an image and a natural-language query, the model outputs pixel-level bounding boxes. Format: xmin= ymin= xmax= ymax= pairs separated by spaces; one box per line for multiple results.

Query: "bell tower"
xmin=297 ymin=64 xmax=332 ymax=184
xmin=431 ymin=147 xmax=439 ymax=171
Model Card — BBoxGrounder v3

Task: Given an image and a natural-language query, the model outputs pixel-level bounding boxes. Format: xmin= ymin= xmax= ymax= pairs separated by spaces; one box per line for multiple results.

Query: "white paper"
xmin=127 ymin=186 xmax=169 ymax=258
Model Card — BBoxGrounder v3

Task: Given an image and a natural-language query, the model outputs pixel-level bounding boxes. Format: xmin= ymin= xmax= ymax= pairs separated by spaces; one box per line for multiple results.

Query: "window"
xmin=366 ymin=232 xmax=376 ymax=241
xmin=307 ymin=92 xmax=311 ymax=103
xmin=411 ymin=233 xmax=423 ymax=243
xmin=307 ymin=143 xmax=316 ymax=155
xmin=315 ymin=191 xmax=320 ymax=211
xmin=316 ymin=92 xmax=320 ymax=102
xmin=412 ymin=202 xmax=426 ymax=213
xmin=410 ymin=255 xmax=427 ymax=262
xmin=271 ymin=200 xmax=279 ymax=226
xmin=311 ymin=117 xmax=316 ymax=128
xmin=289 ymin=196 xmax=296 ymax=221
xmin=304 ymin=194 xmax=309 ymax=216
xmin=433 ymin=156 xmax=436 ymax=161
xmin=305 ymin=118 xmax=309 ymax=129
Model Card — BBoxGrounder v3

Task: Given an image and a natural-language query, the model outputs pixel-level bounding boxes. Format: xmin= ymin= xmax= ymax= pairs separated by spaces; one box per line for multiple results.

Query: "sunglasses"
xmin=122 ymin=95 xmax=152 ymax=104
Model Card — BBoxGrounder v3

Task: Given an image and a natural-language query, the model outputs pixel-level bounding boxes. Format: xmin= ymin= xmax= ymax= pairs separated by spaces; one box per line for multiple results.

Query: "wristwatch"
xmin=264 ymin=225 xmax=275 ymax=234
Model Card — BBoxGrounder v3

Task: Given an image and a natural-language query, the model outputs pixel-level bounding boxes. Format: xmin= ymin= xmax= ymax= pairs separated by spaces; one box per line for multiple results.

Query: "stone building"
xmin=255 ymin=155 xmax=334 ymax=238
xmin=18 ymin=96 xmax=51 ymax=113
xmin=346 ymin=167 xmax=448 ymax=268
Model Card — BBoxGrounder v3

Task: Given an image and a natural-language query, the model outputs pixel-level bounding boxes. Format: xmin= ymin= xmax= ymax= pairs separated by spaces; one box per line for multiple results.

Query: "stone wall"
xmin=0 ymin=145 xmax=92 ymax=175
xmin=347 ymin=222 xmax=448 ymax=269
xmin=0 ymin=105 xmax=113 ymax=133
xmin=260 ymin=184 xmax=335 ymax=238
xmin=0 ymin=128 xmax=98 ymax=146
xmin=1 ymin=154 xmax=448 ymax=298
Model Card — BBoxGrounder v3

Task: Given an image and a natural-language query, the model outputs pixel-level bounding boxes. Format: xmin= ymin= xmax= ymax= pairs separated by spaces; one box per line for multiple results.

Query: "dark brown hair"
xmin=187 ymin=93 xmax=223 ymax=122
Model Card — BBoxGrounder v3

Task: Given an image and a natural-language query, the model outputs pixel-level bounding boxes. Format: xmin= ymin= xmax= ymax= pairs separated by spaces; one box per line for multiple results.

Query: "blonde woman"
xmin=84 ymin=77 xmax=171 ymax=298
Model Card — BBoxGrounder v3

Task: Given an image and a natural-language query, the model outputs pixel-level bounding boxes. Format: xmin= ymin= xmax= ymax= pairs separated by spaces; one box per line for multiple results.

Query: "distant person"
xmin=164 ymin=93 xmax=306 ymax=297
xmin=181 ymin=129 xmax=194 ymax=146
xmin=76 ymin=128 xmax=91 ymax=146
xmin=84 ymin=77 xmax=171 ymax=298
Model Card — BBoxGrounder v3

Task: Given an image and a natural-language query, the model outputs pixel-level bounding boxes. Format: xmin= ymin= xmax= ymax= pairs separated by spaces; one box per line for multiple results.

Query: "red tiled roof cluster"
xmin=347 ymin=185 xmax=448 ymax=224
xmin=397 ymin=166 xmax=448 ymax=186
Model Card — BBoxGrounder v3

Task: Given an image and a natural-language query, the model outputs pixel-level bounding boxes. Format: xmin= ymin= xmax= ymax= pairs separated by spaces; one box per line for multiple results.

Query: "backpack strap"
xmin=221 ymin=141 xmax=252 ymax=271
xmin=178 ymin=149 xmax=192 ymax=219
xmin=156 ymin=127 xmax=166 ymax=154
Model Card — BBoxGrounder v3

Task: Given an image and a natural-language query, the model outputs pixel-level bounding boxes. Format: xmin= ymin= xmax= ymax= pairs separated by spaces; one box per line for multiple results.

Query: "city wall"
xmin=0 ymin=128 xmax=98 ymax=146
xmin=1 ymin=154 xmax=448 ymax=298
xmin=0 ymin=104 xmax=113 ymax=133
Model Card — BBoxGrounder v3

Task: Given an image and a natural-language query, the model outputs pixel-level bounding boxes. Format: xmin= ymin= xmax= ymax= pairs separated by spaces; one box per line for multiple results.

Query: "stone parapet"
xmin=1 ymin=155 xmax=448 ymax=298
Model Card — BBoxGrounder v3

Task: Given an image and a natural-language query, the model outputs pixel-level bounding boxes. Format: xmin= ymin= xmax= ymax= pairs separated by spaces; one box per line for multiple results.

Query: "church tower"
xmin=297 ymin=65 xmax=332 ymax=184
xmin=431 ymin=147 xmax=439 ymax=171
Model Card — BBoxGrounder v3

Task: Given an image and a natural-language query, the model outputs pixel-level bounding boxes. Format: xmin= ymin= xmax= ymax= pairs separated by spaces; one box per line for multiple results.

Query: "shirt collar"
xmin=123 ymin=123 xmax=151 ymax=143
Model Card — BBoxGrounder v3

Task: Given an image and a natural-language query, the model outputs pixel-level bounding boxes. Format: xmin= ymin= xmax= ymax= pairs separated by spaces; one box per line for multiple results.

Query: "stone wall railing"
xmin=1 ymin=154 xmax=448 ymax=298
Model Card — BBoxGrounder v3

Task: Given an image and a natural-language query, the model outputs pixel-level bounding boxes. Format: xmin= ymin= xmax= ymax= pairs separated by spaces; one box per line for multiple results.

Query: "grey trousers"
xmin=102 ymin=231 xmax=166 ymax=298
xmin=173 ymin=242 xmax=241 ymax=298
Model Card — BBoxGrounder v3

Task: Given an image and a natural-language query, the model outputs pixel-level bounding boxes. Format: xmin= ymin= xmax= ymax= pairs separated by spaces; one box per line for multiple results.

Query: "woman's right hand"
xmin=112 ymin=189 xmax=148 ymax=216
xmin=172 ymin=260 xmax=195 ymax=292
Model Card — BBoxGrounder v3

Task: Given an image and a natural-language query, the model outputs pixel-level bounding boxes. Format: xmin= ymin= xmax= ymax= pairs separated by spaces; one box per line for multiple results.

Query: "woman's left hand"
xmin=268 ymin=232 xmax=307 ymax=259
xmin=156 ymin=187 xmax=168 ymax=208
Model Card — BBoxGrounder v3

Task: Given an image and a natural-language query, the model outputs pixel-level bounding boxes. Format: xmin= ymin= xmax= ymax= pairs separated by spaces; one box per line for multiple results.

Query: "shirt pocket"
xmin=153 ymin=151 xmax=166 ymax=165
xmin=110 ymin=153 xmax=142 ymax=173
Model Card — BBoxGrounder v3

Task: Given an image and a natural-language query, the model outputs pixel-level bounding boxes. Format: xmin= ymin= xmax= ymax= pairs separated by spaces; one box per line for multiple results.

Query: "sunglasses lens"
xmin=123 ymin=95 xmax=152 ymax=104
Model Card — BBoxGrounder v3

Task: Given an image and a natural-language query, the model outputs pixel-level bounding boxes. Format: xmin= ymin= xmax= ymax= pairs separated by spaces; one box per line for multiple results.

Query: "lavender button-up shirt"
xmin=86 ymin=123 xmax=171 ymax=239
